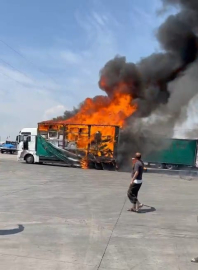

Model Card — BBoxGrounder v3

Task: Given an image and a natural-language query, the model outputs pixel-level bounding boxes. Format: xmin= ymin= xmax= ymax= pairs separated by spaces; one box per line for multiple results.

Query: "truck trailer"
xmin=17 ymin=123 xmax=198 ymax=170
xmin=144 ymin=138 xmax=198 ymax=169
xmin=17 ymin=123 xmax=120 ymax=170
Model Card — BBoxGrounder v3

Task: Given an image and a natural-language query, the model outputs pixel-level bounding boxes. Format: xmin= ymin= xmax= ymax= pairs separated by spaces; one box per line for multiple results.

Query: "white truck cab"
xmin=16 ymin=127 xmax=76 ymax=164
xmin=17 ymin=128 xmax=39 ymax=164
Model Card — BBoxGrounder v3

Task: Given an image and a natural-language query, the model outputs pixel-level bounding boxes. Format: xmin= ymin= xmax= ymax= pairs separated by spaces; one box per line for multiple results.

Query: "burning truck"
xmin=17 ymin=121 xmax=198 ymax=171
xmin=17 ymin=0 xmax=198 ymax=170
xmin=37 ymin=122 xmax=120 ymax=170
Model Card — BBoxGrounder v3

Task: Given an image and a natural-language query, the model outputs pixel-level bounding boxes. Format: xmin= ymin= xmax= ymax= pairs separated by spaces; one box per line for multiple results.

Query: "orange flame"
xmin=80 ymin=157 xmax=89 ymax=169
xmin=64 ymin=82 xmax=137 ymax=127
xmin=41 ymin=79 xmax=138 ymax=169
xmin=61 ymin=81 xmax=137 ymax=163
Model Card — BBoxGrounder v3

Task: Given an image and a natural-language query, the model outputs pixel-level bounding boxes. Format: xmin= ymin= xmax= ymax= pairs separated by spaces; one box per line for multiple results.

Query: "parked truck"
xmin=144 ymin=138 xmax=198 ymax=169
xmin=1 ymin=141 xmax=17 ymax=154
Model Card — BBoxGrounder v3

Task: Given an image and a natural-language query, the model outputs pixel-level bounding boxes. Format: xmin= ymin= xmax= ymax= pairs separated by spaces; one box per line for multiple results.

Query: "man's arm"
xmin=131 ymin=171 xmax=138 ymax=184
xmin=131 ymin=163 xmax=140 ymax=184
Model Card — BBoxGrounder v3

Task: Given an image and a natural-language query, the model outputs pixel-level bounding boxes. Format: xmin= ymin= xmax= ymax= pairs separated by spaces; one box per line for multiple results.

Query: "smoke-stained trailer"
xmin=37 ymin=122 xmax=120 ymax=170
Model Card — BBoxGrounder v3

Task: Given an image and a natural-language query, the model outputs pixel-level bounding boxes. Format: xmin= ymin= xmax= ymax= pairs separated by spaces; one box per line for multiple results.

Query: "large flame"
xmin=63 ymin=79 xmax=137 ymax=167
xmin=40 ymin=78 xmax=138 ymax=169
xmin=64 ymin=81 xmax=137 ymax=127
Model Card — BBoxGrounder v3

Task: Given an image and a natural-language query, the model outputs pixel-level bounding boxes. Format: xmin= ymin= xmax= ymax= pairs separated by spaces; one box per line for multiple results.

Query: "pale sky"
xmin=0 ymin=0 xmax=175 ymax=139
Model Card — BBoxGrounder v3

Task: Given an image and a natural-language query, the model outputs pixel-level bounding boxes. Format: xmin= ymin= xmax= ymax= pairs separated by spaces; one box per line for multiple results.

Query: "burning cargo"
xmin=36 ymin=122 xmax=120 ymax=170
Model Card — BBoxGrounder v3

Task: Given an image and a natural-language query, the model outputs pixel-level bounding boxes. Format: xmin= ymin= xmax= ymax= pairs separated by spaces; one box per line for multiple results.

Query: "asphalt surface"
xmin=0 ymin=153 xmax=198 ymax=269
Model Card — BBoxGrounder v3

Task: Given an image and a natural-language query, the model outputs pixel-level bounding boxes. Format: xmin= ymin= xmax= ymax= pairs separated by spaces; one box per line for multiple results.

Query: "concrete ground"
xmin=0 ymin=154 xmax=198 ymax=270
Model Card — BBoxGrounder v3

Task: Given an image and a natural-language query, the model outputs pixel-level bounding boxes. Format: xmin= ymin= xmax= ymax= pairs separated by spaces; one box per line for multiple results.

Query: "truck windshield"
xmin=17 ymin=134 xmax=30 ymax=142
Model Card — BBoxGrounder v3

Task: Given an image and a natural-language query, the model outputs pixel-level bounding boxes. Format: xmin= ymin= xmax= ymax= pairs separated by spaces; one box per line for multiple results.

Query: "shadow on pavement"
xmin=138 ymin=205 xmax=156 ymax=214
xmin=0 ymin=224 xmax=24 ymax=236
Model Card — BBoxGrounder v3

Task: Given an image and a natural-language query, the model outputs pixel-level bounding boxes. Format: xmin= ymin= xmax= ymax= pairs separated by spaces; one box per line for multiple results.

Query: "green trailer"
xmin=144 ymin=138 xmax=198 ymax=169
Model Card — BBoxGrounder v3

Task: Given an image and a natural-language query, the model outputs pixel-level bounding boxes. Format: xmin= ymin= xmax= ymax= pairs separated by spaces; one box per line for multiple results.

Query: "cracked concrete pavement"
xmin=0 ymin=154 xmax=198 ymax=269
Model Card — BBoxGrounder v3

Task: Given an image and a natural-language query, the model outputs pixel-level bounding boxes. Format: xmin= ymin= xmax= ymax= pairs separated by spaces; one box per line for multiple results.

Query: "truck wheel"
xmin=165 ymin=164 xmax=174 ymax=170
xmin=25 ymin=154 xmax=34 ymax=164
xmin=157 ymin=163 xmax=166 ymax=169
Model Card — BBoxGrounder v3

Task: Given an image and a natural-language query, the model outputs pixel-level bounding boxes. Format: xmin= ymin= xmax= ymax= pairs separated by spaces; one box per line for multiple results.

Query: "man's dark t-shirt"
xmin=132 ymin=160 xmax=143 ymax=180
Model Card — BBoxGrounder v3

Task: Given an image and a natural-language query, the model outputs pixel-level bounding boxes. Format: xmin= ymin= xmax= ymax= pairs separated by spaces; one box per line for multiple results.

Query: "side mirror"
xmin=16 ymin=136 xmax=19 ymax=143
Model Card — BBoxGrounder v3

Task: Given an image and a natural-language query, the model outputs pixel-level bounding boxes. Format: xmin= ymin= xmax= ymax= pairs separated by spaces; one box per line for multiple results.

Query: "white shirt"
xmin=134 ymin=179 xmax=143 ymax=184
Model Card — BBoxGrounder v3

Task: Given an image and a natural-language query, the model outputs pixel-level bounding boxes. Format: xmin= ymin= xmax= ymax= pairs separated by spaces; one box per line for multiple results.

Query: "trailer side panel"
xmin=144 ymin=139 xmax=197 ymax=166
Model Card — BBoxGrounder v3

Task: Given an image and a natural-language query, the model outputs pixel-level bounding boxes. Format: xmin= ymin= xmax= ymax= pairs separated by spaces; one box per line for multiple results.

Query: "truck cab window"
xmin=23 ymin=136 xmax=31 ymax=150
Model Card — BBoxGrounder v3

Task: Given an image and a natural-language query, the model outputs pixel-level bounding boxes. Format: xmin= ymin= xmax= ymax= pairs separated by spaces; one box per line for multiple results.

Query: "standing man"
xmin=127 ymin=152 xmax=144 ymax=212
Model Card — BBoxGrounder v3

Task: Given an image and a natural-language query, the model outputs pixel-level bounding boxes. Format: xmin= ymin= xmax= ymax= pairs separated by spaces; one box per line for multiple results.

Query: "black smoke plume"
xmin=54 ymin=0 xmax=198 ymax=169
xmin=98 ymin=0 xmax=198 ymax=168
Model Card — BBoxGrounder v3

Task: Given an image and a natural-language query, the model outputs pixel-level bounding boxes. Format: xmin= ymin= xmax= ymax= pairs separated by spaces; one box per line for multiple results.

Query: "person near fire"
xmin=127 ymin=152 xmax=144 ymax=212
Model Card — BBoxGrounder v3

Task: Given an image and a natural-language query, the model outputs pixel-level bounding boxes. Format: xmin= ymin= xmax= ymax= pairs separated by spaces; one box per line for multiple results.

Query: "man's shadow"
xmin=138 ymin=205 xmax=156 ymax=214
xmin=0 ymin=224 xmax=24 ymax=236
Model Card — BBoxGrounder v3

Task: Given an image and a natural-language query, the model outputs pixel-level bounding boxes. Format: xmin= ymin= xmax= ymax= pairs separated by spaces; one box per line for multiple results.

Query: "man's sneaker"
xmin=191 ymin=257 xmax=198 ymax=263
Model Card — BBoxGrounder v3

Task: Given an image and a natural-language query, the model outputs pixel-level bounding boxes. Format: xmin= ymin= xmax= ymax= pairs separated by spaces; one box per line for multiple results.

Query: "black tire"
xmin=87 ymin=161 xmax=95 ymax=169
xmin=25 ymin=154 xmax=34 ymax=164
xmin=157 ymin=163 xmax=166 ymax=169
xmin=1 ymin=150 xmax=4 ymax=154
xmin=94 ymin=162 xmax=103 ymax=170
xmin=165 ymin=164 xmax=175 ymax=170
xmin=102 ymin=162 xmax=116 ymax=171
